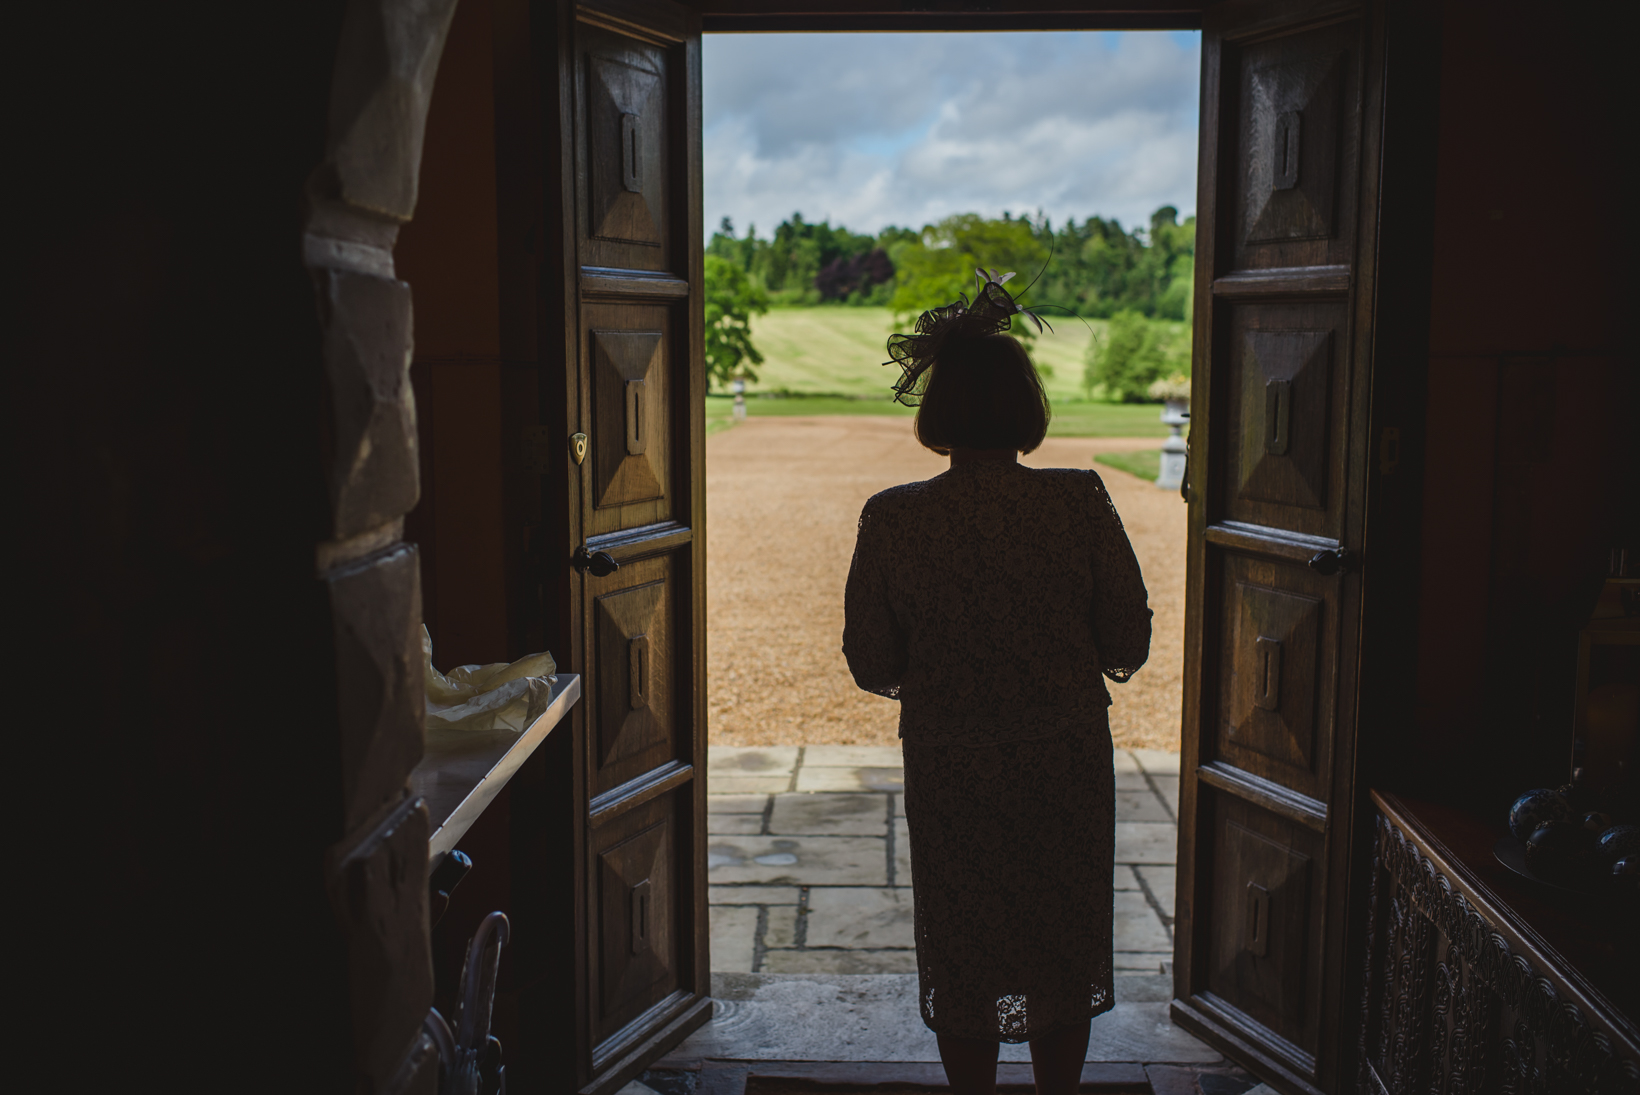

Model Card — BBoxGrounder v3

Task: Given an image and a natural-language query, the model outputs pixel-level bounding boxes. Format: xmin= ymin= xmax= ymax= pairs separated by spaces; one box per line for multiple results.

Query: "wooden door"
xmin=1172 ymin=3 xmax=1389 ymax=1093
xmin=548 ymin=0 xmax=710 ymax=1090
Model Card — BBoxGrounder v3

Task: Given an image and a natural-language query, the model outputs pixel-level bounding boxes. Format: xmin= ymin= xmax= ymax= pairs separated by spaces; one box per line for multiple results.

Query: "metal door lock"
xmin=1307 ymin=548 xmax=1360 ymax=576
xmin=571 ymin=545 xmax=619 ymax=577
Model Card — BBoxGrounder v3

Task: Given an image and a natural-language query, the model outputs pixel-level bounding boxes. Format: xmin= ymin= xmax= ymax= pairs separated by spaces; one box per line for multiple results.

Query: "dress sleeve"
xmin=1086 ymin=474 xmax=1152 ymax=683
xmin=842 ymin=498 xmax=908 ymax=698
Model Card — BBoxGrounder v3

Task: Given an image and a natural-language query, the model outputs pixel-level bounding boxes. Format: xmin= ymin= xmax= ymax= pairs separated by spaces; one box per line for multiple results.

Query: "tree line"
xmin=704 ymin=206 xmax=1196 ymax=401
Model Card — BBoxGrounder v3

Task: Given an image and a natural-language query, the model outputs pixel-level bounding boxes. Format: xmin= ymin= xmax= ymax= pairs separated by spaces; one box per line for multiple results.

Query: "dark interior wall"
xmin=391 ymin=0 xmax=566 ymax=1084
xmin=14 ymin=2 xmax=358 ymax=1085
xmin=1410 ymin=0 xmax=1635 ymax=807
xmin=399 ymin=0 xmax=513 ymax=669
xmin=396 ymin=0 xmax=502 ymax=362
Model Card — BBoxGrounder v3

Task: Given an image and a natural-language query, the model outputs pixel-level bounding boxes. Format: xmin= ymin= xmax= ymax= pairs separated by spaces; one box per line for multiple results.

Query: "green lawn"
xmin=705 ymin=393 xmax=913 ymax=436
xmin=703 ymin=306 xmax=1177 ymax=439
xmin=1094 ymin=449 xmax=1163 ymax=481
xmin=729 ymin=305 xmax=1108 ymax=405
xmin=706 ymin=394 xmax=1169 ymax=439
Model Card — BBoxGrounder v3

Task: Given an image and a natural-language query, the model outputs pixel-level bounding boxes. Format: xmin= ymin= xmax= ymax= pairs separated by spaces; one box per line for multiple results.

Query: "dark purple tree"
xmin=815 ymin=248 xmax=895 ymax=301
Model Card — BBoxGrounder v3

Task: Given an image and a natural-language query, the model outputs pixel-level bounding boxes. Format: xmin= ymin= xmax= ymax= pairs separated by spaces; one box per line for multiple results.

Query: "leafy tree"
xmin=888 ymin=213 xmax=1050 ymax=338
xmin=1084 ymin=310 xmax=1188 ymax=402
xmin=763 ymin=215 xmax=875 ymax=302
xmin=708 ymin=216 xmax=904 ymax=305
xmin=816 ymin=248 xmax=894 ymax=303
xmin=704 ymin=205 xmax=1199 ymax=386
xmin=709 ymin=217 xmax=762 ymax=273
xmin=1023 ymin=207 xmax=1196 ymax=319
xmin=703 ymin=253 xmax=768 ymax=386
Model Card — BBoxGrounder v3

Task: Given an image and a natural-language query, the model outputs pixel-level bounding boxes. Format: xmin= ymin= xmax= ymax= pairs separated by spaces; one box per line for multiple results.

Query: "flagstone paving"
xmin=707 ymin=743 xmax=1179 ymax=977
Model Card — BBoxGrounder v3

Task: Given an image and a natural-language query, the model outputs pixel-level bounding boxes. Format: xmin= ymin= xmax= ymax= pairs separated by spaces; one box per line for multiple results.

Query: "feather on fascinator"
xmin=884 ymin=268 xmax=1052 ymax=406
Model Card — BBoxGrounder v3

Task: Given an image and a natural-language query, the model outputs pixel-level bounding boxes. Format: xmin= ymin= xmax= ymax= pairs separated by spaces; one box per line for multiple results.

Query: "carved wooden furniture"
xmin=1360 ymin=792 xmax=1640 ymax=1095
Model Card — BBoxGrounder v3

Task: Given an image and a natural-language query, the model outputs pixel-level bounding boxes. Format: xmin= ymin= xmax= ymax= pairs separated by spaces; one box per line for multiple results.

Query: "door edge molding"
xmin=586 ymin=991 xmax=712 ymax=1091
xmin=1171 ymin=993 xmax=1323 ymax=1095
xmin=588 ymin=520 xmax=693 ymax=560
xmin=589 ymin=759 xmax=693 ymax=823
xmin=1197 ymin=760 xmax=1329 ymax=831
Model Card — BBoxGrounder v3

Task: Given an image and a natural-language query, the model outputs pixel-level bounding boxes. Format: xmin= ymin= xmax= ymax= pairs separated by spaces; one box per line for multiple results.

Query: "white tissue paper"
xmin=423 ymin=626 xmax=558 ymax=734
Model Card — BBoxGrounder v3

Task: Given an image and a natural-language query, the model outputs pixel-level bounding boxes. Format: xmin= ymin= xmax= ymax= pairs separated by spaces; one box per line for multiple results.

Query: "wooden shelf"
xmin=411 ymin=674 xmax=581 ymax=861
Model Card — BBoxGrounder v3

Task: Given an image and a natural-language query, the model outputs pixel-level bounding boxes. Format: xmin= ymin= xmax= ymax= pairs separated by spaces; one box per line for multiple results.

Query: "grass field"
xmin=705 ymin=394 xmax=1171 ymax=438
xmin=705 ymin=306 xmax=1177 ymax=439
xmin=729 ymin=305 xmax=1109 ymax=404
xmin=1094 ymin=449 xmax=1163 ymax=481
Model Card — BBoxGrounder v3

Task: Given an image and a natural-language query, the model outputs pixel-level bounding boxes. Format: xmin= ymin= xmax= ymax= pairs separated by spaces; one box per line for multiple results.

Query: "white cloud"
xmin=703 ymin=31 xmax=1201 ymax=239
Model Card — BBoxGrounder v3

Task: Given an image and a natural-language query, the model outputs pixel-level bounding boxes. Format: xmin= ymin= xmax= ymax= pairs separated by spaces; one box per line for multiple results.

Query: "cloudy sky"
xmin=703 ymin=31 xmax=1201 ymax=241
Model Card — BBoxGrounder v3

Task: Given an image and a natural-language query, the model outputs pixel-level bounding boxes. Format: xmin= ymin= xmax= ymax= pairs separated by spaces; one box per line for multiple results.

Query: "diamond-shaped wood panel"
xmin=597 ymin=819 xmax=675 ymax=1028
xmin=588 ymin=53 xmax=663 ymax=246
xmin=1210 ymin=814 xmax=1314 ymax=1032
xmin=591 ymin=329 xmax=666 ymax=508
xmin=1225 ymin=581 xmax=1322 ymax=769
xmin=1243 ymin=51 xmax=1344 ymax=244
xmin=594 ymin=578 xmax=670 ymax=768
xmin=1237 ymin=329 xmax=1332 ymax=508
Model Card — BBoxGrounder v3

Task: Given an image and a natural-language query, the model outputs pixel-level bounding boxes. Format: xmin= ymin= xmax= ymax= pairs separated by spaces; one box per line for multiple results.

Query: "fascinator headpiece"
xmin=883 ymin=269 xmax=1050 ymax=406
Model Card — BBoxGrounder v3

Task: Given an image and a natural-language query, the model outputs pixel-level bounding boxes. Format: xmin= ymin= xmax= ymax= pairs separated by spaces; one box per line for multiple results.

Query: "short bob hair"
xmin=913 ymin=332 xmax=1051 ymax=455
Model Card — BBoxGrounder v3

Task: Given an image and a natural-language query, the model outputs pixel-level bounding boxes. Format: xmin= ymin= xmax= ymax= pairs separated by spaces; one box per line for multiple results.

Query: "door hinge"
xmin=521 ymin=426 xmax=553 ymax=475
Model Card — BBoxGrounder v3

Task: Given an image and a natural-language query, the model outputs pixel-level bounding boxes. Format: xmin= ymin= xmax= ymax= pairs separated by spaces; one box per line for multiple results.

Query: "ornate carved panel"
xmin=1213 ymin=552 xmax=1337 ymax=796
xmin=1238 ymin=329 xmax=1332 ymax=508
xmin=576 ymin=22 xmax=672 ymax=272
xmin=1227 ymin=581 xmax=1322 ymax=769
xmin=1228 ymin=19 xmax=1361 ymax=272
xmin=593 ymin=576 xmax=671 ymax=772
xmin=1243 ymin=51 xmax=1344 ymax=244
xmin=590 ymin=328 xmax=667 ymax=509
xmin=1220 ymin=302 xmax=1348 ymax=538
xmin=1206 ymin=795 xmax=1324 ymax=1054
xmin=595 ymin=812 xmax=676 ymax=1042
xmin=1359 ymin=807 xmax=1640 ymax=1095
xmin=587 ymin=52 xmax=663 ymax=245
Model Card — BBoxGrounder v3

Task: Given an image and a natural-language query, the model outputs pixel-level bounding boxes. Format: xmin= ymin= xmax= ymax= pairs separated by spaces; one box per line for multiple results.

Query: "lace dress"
xmin=842 ymin=460 xmax=1151 ymax=1042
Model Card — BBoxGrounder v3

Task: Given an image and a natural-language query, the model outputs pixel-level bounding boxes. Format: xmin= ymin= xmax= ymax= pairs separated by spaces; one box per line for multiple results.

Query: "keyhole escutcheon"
xmin=1265 ymin=378 xmax=1292 ymax=456
xmin=626 ymin=379 xmax=647 ymax=456
xmin=1247 ymin=881 xmax=1270 ymax=957
xmin=630 ymin=878 xmax=651 ymax=954
xmin=620 ymin=113 xmax=643 ymax=193
xmin=1253 ymin=635 xmax=1282 ymax=712
xmin=629 ymin=633 xmax=650 ymax=710
xmin=1273 ymin=110 xmax=1302 ymax=191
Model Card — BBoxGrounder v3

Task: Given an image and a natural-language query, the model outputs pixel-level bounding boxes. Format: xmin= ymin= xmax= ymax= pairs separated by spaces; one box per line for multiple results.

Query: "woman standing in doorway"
xmin=843 ymin=273 xmax=1152 ymax=1095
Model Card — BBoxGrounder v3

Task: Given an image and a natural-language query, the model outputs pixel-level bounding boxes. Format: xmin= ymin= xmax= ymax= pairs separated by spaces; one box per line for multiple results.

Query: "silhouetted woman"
xmin=843 ymin=273 xmax=1151 ymax=1095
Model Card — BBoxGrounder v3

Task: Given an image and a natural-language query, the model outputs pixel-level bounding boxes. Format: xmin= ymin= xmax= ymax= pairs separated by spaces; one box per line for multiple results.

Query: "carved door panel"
xmin=553 ymin=1 xmax=707 ymax=1091
xmin=1174 ymin=4 xmax=1386 ymax=1094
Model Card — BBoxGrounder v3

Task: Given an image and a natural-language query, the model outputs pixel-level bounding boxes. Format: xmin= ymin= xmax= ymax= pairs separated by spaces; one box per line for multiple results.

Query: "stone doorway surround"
xmin=620 ymin=746 xmax=1262 ymax=1092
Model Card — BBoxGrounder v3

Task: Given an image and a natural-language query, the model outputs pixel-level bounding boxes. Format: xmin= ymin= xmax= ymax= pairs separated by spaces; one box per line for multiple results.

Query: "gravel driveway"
xmin=706 ymin=415 xmax=1186 ymax=751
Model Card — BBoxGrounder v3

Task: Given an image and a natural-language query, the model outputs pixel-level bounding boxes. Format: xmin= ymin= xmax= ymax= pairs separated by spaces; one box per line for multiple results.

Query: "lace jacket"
xmin=843 ymin=461 xmax=1151 ymax=744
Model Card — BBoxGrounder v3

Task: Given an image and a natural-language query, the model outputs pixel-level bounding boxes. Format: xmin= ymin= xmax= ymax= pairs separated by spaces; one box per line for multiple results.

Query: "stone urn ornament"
xmin=1148 ymin=375 xmax=1191 ymax=492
